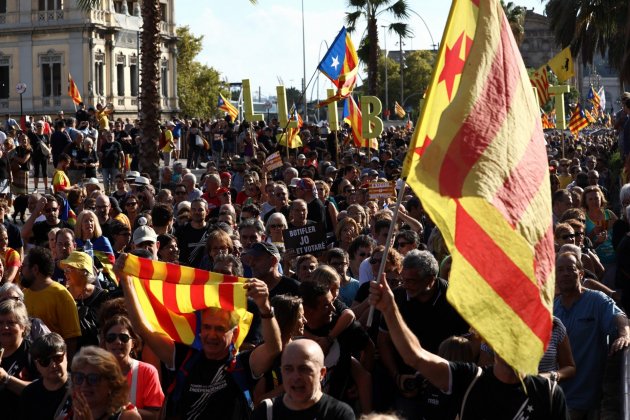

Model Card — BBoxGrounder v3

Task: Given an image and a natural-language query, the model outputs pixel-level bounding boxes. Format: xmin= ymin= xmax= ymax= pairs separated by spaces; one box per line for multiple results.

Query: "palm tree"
xmin=345 ymin=0 xmax=412 ymax=95
xmin=545 ymin=0 xmax=628 ymax=78
xmin=501 ymin=1 xmax=525 ymax=45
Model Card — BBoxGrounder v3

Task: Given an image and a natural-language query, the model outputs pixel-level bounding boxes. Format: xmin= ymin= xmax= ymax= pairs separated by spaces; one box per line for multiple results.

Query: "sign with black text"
xmin=283 ymin=222 xmax=327 ymax=255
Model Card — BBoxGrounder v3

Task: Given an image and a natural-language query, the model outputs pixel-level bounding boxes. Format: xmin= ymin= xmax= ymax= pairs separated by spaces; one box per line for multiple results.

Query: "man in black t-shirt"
xmin=242 ymin=242 xmax=299 ymax=297
xmin=252 ymin=340 xmax=354 ymax=420
xmin=22 ymin=195 xmax=71 ymax=248
xmin=175 ymin=198 xmax=210 ymax=268
xmin=369 ymin=275 xmax=569 ymax=420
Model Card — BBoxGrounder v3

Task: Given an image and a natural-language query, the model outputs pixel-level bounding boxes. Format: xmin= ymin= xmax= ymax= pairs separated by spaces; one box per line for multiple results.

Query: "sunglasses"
xmin=270 ymin=224 xmax=284 ymax=229
xmin=126 ymin=202 xmax=138 ymax=206
xmin=72 ymin=372 xmax=102 ymax=386
xmin=37 ymin=352 xmax=65 ymax=367
xmin=561 ymin=234 xmax=576 ymax=240
xmin=105 ymin=332 xmax=131 ymax=344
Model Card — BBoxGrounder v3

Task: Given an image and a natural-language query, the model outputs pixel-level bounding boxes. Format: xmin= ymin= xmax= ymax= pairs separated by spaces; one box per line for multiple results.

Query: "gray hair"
xmin=238 ymin=217 xmax=265 ymax=234
xmin=620 ymin=183 xmax=630 ymax=206
xmin=0 ymin=299 xmax=31 ymax=338
xmin=402 ymin=250 xmax=439 ymax=278
xmin=213 ymin=254 xmax=244 ymax=277
xmin=559 ymin=244 xmax=582 ymax=260
xmin=265 ymin=213 xmax=288 ymax=235
xmin=0 ymin=282 xmax=24 ymax=301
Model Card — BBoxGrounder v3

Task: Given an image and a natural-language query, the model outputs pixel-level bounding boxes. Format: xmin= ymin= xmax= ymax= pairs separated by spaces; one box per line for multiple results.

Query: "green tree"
xmin=176 ymin=26 xmax=224 ymax=118
xmin=501 ymin=1 xmax=525 ymax=45
xmin=544 ymin=0 xmax=628 ymax=77
xmin=345 ymin=0 xmax=412 ymax=95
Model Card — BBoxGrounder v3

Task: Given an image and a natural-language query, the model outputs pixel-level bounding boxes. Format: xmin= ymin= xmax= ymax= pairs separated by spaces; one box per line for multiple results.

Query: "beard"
xmin=20 ymin=273 xmax=35 ymax=288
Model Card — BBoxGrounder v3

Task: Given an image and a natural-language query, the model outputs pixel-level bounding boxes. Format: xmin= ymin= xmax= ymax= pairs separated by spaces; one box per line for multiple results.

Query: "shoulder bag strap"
xmin=457 ymin=366 xmax=483 ymax=420
xmin=262 ymin=398 xmax=273 ymax=420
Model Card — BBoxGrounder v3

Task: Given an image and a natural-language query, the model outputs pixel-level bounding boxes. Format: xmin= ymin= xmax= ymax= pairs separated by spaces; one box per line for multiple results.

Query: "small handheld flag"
xmin=218 ymin=93 xmax=239 ymax=122
xmin=68 ymin=73 xmax=82 ymax=105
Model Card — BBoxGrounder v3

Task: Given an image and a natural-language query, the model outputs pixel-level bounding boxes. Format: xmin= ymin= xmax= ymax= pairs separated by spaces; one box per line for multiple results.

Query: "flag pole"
xmin=366 ymin=177 xmax=407 ymax=327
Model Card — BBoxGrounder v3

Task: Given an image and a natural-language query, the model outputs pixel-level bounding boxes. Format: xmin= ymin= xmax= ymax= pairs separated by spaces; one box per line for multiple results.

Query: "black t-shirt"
xmin=166 ymin=343 xmax=254 ymax=420
xmin=252 ymin=394 xmax=354 ymax=420
xmin=1 ymin=340 xmax=39 ymax=416
xmin=449 ymin=362 xmax=569 ymax=419
xmin=77 ymin=149 xmax=99 ymax=178
xmin=64 ymin=142 xmax=83 ymax=170
xmin=269 ymin=276 xmax=300 ymax=298
xmin=306 ymin=198 xmax=327 ymax=230
xmin=32 ymin=220 xmax=72 ymax=248
xmin=380 ymin=279 xmax=468 ymax=373
xmin=20 ymin=379 xmax=71 ymax=420
xmin=4 ymin=219 xmax=23 ymax=251
xmin=100 ymin=141 xmax=123 ymax=169
xmin=175 ymin=222 xmax=210 ymax=268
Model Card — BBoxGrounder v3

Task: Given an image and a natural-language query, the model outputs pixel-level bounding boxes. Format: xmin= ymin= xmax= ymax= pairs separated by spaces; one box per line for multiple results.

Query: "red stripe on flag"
xmin=454 ymin=200 xmax=551 ymax=342
xmin=218 ymin=283 xmax=236 ymax=311
xmin=439 ymin=18 xmax=520 ymax=198
xmin=142 ymin=278 xmax=181 ymax=341
xmin=162 ymin=280 xmax=181 ymax=313
xmin=492 ymin=129 xmax=548 ymax=226
xmin=193 ymin=266 xmax=208 ymax=285
xmin=138 ymin=257 xmax=156 ymax=279
xmin=534 ymin=225 xmax=555 ymax=287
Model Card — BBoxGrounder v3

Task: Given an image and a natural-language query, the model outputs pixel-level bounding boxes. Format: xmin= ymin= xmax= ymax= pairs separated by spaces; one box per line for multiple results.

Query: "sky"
xmin=176 ymin=0 xmax=545 ymax=101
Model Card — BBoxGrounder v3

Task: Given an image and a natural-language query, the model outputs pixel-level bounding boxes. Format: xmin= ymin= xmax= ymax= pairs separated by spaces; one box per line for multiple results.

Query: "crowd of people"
xmin=0 ymin=95 xmax=628 ymax=419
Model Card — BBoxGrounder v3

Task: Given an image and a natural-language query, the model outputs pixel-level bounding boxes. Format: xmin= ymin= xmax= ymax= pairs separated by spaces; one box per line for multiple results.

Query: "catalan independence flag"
xmin=529 ymin=66 xmax=550 ymax=106
xmin=122 ymin=254 xmax=252 ymax=349
xmin=402 ymin=0 xmax=554 ymax=374
xmin=568 ymin=104 xmax=589 ymax=136
xmin=318 ymin=27 xmax=359 ymax=107
xmin=587 ymin=85 xmax=601 ymax=115
xmin=68 ymin=73 xmax=82 ymax=105
xmin=218 ymin=93 xmax=239 ymax=122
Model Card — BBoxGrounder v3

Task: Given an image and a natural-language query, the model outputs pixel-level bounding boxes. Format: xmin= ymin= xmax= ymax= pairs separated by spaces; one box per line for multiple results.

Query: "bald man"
xmin=252 ymin=339 xmax=354 ymax=419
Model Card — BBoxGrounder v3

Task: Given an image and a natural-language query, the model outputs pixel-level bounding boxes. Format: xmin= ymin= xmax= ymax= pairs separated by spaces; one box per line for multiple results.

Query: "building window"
xmin=116 ymin=53 xmax=125 ymax=97
xmin=0 ymin=0 xmax=6 ymax=14
xmin=159 ymin=3 xmax=166 ymax=21
xmin=0 ymin=67 xmax=8 ymax=100
xmin=38 ymin=0 xmax=63 ymax=20
xmin=40 ymin=52 xmax=62 ymax=97
xmin=94 ymin=51 xmax=104 ymax=96
xmin=129 ymin=55 xmax=138 ymax=96
xmin=160 ymin=59 xmax=168 ymax=98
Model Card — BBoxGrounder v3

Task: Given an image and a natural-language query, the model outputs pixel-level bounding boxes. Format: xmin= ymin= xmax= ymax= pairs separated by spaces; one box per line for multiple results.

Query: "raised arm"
xmin=115 ymin=254 xmax=175 ymax=367
xmin=21 ymin=197 xmax=46 ymax=243
xmin=369 ymin=274 xmax=451 ymax=392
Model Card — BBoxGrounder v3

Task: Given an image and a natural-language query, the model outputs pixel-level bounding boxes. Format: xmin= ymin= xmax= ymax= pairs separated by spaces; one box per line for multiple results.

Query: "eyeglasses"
xmin=44 ymin=207 xmax=59 ymax=213
xmin=72 ymin=372 xmax=102 ymax=386
xmin=125 ymin=202 xmax=138 ymax=206
xmin=561 ymin=234 xmax=576 ymax=240
xmin=105 ymin=332 xmax=131 ymax=344
xmin=574 ymin=231 xmax=585 ymax=237
xmin=37 ymin=353 xmax=65 ymax=367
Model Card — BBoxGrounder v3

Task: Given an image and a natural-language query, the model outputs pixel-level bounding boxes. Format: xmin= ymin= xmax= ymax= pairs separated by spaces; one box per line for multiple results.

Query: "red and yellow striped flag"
xmin=68 ymin=73 xmax=82 ymax=105
xmin=402 ymin=0 xmax=554 ymax=374
xmin=122 ymin=254 xmax=252 ymax=349
xmin=568 ymin=104 xmax=589 ymax=136
xmin=218 ymin=93 xmax=239 ymax=122
xmin=529 ymin=66 xmax=550 ymax=106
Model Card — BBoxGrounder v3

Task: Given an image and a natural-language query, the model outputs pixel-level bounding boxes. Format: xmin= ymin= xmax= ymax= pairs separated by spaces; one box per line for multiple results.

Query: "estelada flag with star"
xmin=121 ymin=254 xmax=252 ymax=350
xmin=402 ymin=0 xmax=554 ymax=374
xmin=317 ymin=27 xmax=359 ymax=107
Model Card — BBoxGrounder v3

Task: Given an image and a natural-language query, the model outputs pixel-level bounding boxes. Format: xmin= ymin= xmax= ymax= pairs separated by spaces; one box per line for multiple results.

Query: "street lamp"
xmin=398 ymin=34 xmax=405 ymax=105
xmin=381 ymin=25 xmax=389 ymax=120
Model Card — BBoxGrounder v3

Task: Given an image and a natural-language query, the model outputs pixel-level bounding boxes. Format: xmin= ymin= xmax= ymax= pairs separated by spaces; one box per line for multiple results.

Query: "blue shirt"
xmin=339 ymin=277 xmax=360 ymax=306
xmin=554 ymin=289 xmax=624 ymax=410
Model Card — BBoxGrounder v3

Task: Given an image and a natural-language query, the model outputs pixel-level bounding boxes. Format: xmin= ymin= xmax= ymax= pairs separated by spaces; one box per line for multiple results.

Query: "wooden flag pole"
xmin=366 ymin=178 xmax=407 ymax=327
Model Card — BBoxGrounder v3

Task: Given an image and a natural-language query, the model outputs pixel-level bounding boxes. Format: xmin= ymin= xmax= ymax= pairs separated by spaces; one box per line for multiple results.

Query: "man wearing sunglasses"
xmin=20 ymin=333 xmax=70 ymax=419
xmin=22 ymin=195 xmax=72 ymax=248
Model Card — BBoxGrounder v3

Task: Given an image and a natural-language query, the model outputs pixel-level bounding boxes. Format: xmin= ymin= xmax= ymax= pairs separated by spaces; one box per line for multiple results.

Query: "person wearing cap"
xmin=60 ymin=250 xmax=110 ymax=349
xmin=296 ymin=154 xmax=306 ymax=171
xmin=243 ymin=242 xmax=299 ymax=298
xmin=295 ymin=178 xmax=327 ymax=230
xmin=132 ymin=224 xmax=159 ymax=260
xmin=83 ymin=177 xmax=101 ymax=195
xmin=98 ymin=130 xmax=124 ymax=194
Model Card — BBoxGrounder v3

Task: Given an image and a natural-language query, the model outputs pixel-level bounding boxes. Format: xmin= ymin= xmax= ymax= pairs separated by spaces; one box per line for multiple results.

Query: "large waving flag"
xmin=121 ymin=254 xmax=252 ymax=349
xmin=317 ymin=27 xmax=359 ymax=107
xmin=68 ymin=73 xmax=82 ymax=105
xmin=218 ymin=93 xmax=239 ymax=122
xmin=529 ymin=66 xmax=550 ymax=106
xmin=547 ymin=47 xmax=574 ymax=83
xmin=402 ymin=0 xmax=554 ymax=374
xmin=568 ymin=104 xmax=589 ymax=135
xmin=587 ymin=85 xmax=601 ymax=115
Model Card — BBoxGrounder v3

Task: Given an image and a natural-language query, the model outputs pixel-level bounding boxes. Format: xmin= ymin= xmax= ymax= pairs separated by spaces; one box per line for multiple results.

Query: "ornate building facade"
xmin=0 ymin=0 xmax=178 ymax=118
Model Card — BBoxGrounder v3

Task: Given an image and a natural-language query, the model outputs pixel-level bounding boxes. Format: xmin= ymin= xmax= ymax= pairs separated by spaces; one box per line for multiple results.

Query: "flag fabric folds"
xmin=395 ymin=101 xmax=406 ymax=118
xmin=529 ymin=66 xmax=550 ymax=106
xmin=541 ymin=111 xmax=554 ymax=129
xmin=598 ymin=86 xmax=606 ymax=112
xmin=68 ymin=73 xmax=82 ymax=105
xmin=569 ymin=104 xmax=589 ymax=135
xmin=547 ymin=47 xmax=574 ymax=82
xmin=277 ymin=107 xmax=303 ymax=149
xmin=218 ymin=93 xmax=239 ymax=122
xmin=402 ymin=0 xmax=554 ymax=374
xmin=584 ymin=108 xmax=596 ymax=124
xmin=317 ymin=27 xmax=359 ymax=107
xmin=121 ymin=254 xmax=252 ymax=349
xmin=587 ymin=86 xmax=601 ymax=115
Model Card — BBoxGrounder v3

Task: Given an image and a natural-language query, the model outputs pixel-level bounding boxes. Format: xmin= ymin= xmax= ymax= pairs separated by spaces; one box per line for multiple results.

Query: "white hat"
xmin=289 ymin=177 xmax=302 ymax=188
xmin=132 ymin=225 xmax=158 ymax=245
xmin=132 ymin=176 xmax=150 ymax=186
xmin=84 ymin=178 xmax=100 ymax=187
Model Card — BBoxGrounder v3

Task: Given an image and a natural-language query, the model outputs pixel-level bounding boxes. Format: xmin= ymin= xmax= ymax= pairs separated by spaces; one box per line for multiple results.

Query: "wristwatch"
xmin=260 ymin=307 xmax=275 ymax=319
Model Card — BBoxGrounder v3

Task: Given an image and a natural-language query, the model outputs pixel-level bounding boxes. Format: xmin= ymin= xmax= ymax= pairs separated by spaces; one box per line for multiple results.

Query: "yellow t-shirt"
xmin=24 ymin=281 xmax=81 ymax=339
xmin=558 ymin=174 xmax=572 ymax=189
xmin=162 ymin=130 xmax=174 ymax=153
xmin=52 ymin=169 xmax=71 ymax=193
